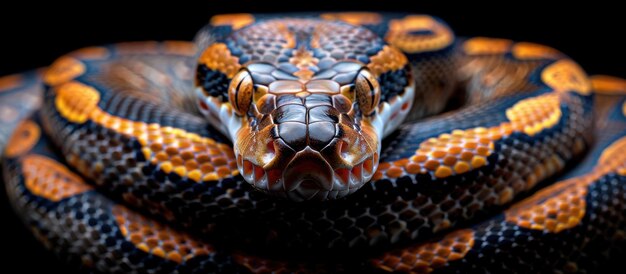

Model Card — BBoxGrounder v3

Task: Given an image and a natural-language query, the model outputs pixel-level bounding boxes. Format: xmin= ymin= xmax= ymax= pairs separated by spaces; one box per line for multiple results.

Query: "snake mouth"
xmin=239 ymin=144 xmax=378 ymax=201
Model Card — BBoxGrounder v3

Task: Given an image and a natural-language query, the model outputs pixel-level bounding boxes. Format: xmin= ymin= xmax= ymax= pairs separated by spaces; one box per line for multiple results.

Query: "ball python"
xmin=1 ymin=12 xmax=626 ymax=273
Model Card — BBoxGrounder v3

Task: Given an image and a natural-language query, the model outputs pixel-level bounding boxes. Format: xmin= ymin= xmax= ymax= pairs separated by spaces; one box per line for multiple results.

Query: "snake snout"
xmin=237 ymin=122 xmax=379 ymax=201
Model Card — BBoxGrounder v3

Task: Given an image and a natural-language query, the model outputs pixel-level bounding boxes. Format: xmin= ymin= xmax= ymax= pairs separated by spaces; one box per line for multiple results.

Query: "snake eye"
xmin=354 ymin=68 xmax=381 ymax=115
xmin=228 ymin=70 xmax=254 ymax=116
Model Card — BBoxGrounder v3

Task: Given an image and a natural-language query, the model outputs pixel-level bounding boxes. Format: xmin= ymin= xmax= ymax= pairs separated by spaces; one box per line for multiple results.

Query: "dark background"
xmin=1 ymin=2 xmax=624 ymax=272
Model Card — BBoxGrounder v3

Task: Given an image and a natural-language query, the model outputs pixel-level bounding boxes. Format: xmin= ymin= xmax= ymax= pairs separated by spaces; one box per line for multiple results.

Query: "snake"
xmin=1 ymin=12 xmax=625 ymax=273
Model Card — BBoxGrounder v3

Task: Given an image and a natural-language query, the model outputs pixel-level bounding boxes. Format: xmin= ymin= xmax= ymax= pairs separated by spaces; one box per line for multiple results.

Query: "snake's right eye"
xmin=228 ymin=70 xmax=254 ymax=116
xmin=354 ymin=68 xmax=380 ymax=116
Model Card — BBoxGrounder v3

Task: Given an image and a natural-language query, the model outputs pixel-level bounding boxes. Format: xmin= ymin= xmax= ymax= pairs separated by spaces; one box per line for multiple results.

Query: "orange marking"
xmin=43 ymin=56 xmax=86 ymax=86
xmin=55 ymin=81 xmax=100 ymax=123
xmin=599 ymin=136 xmax=626 ymax=164
xmin=21 ymin=154 xmax=92 ymax=201
xmin=372 ymin=229 xmax=475 ymax=273
xmin=69 ymin=46 xmax=110 ymax=60
xmin=54 ymin=81 xmax=238 ymax=182
xmin=386 ymin=166 xmax=404 ymax=178
xmin=289 ymin=47 xmax=319 ymax=81
xmin=163 ymin=41 xmax=197 ymax=56
xmin=0 ymin=74 xmax=23 ymax=92
xmin=590 ymin=75 xmax=626 ymax=95
xmin=320 ymin=12 xmax=382 ymax=26
xmin=541 ymin=59 xmax=591 ymax=95
xmin=367 ymin=46 xmax=409 ymax=76
xmin=505 ymin=93 xmax=562 ymax=136
xmin=506 ymin=136 xmax=626 ymax=232
xmin=198 ymin=43 xmax=242 ymax=78
xmin=386 ymin=15 xmax=454 ymax=53
xmin=462 ymin=37 xmax=512 ymax=55
xmin=513 ymin=42 xmax=561 ymax=60
xmin=5 ymin=120 xmax=41 ymax=158
xmin=112 ymin=205 xmax=213 ymax=263
xmin=276 ymin=22 xmax=296 ymax=49
xmin=374 ymin=93 xmax=562 ymax=193
xmin=210 ymin=13 xmax=255 ymax=30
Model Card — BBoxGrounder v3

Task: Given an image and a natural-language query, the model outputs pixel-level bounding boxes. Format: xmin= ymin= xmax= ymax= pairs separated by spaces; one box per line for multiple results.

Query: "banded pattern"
xmin=0 ymin=12 xmax=623 ymax=273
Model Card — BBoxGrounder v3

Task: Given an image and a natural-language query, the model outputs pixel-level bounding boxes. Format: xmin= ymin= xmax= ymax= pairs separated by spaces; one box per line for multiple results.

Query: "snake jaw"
xmin=236 ymin=124 xmax=380 ymax=201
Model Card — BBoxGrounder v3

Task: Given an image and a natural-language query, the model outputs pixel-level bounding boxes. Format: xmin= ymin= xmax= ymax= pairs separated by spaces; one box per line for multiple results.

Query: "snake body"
xmin=1 ymin=12 xmax=626 ymax=273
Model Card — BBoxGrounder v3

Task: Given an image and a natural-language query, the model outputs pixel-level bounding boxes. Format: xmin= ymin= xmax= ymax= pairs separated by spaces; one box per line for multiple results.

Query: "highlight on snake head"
xmin=194 ymin=19 xmax=414 ymax=201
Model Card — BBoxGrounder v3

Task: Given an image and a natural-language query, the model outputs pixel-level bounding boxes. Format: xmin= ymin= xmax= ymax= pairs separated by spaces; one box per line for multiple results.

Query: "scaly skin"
xmin=1 ymin=12 xmax=625 ymax=273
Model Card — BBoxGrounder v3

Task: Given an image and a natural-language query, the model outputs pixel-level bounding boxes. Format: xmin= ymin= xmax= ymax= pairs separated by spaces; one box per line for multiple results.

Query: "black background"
xmin=1 ymin=2 xmax=624 ymax=272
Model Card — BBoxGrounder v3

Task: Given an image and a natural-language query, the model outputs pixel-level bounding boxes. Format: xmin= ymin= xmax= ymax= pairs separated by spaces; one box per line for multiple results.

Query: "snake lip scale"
xmin=0 ymin=12 xmax=625 ymax=273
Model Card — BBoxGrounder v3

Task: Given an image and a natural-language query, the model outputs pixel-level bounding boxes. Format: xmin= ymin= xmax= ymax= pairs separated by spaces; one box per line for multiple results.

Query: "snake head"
xmin=219 ymin=62 xmax=383 ymax=201
xmin=194 ymin=19 xmax=414 ymax=201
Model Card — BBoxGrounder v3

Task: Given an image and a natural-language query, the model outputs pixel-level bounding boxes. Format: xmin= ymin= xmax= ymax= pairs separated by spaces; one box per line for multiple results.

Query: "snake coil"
xmin=1 ymin=12 xmax=625 ymax=273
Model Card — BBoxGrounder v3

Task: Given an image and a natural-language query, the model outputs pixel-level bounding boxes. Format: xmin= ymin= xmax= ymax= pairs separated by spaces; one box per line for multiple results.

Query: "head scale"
xmin=195 ymin=18 xmax=413 ymax=201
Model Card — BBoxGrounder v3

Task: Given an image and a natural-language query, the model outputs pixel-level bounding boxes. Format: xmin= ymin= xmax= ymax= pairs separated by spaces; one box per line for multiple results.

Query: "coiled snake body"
xmin=1 ymin=12 xmax=626 ymax=273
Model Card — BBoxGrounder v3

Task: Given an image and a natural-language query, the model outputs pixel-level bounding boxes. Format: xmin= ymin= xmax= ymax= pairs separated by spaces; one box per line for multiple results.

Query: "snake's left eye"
xmin=228 ymin=70 xmax=254 ymax=116
xmin=354 ymin=68 xmax=380 ymax=115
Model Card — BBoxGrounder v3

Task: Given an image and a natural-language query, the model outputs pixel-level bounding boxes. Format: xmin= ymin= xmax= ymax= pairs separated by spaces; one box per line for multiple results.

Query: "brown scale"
xmin=227 ymin=19 xmax=313 ymax=65
xmin=4 ymin=120 xmax=40 ymax=158
xmin=463 ymin=39 xmax=590 ymax=97
xmin=502 ymin=78 xmax=624 ymax=234
xmin=506 ymin=135 xmax=626 ymax=232
xmin=93 ymin=54 xmax=200 ymax=113
xmin=112 ymin=205 xmax=213 ymax=264
xmin=265 ymin=85 xmax=344 ymax=152
xmin=374 ymin=41 xmax=590 ymax=183
xmin=199 ymin=18 xmax=394 ymax=81
xmin=198 ymin=43 xmax=241 ymax=79
xmin=21 ymin=154 xmax=92 ymax=202
xmin=367 ymin=87 xmax=606 ymax=273
xmin=458 ymin=54 xmax=543 ymax=104
xmin=385 ymin=15 xmax=455 ymax=54
xmin=367 ymin=46 xmax=408 ymax=78
xmin=374 ymin=93 xmax=564 ymax=181
xmin=53 ymin=81 xmax=237 ymax=182
xmin=459 ymin=38 xmax=581 ymax=103
xmin=372 ymin=229 xmax=475 ymax=273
